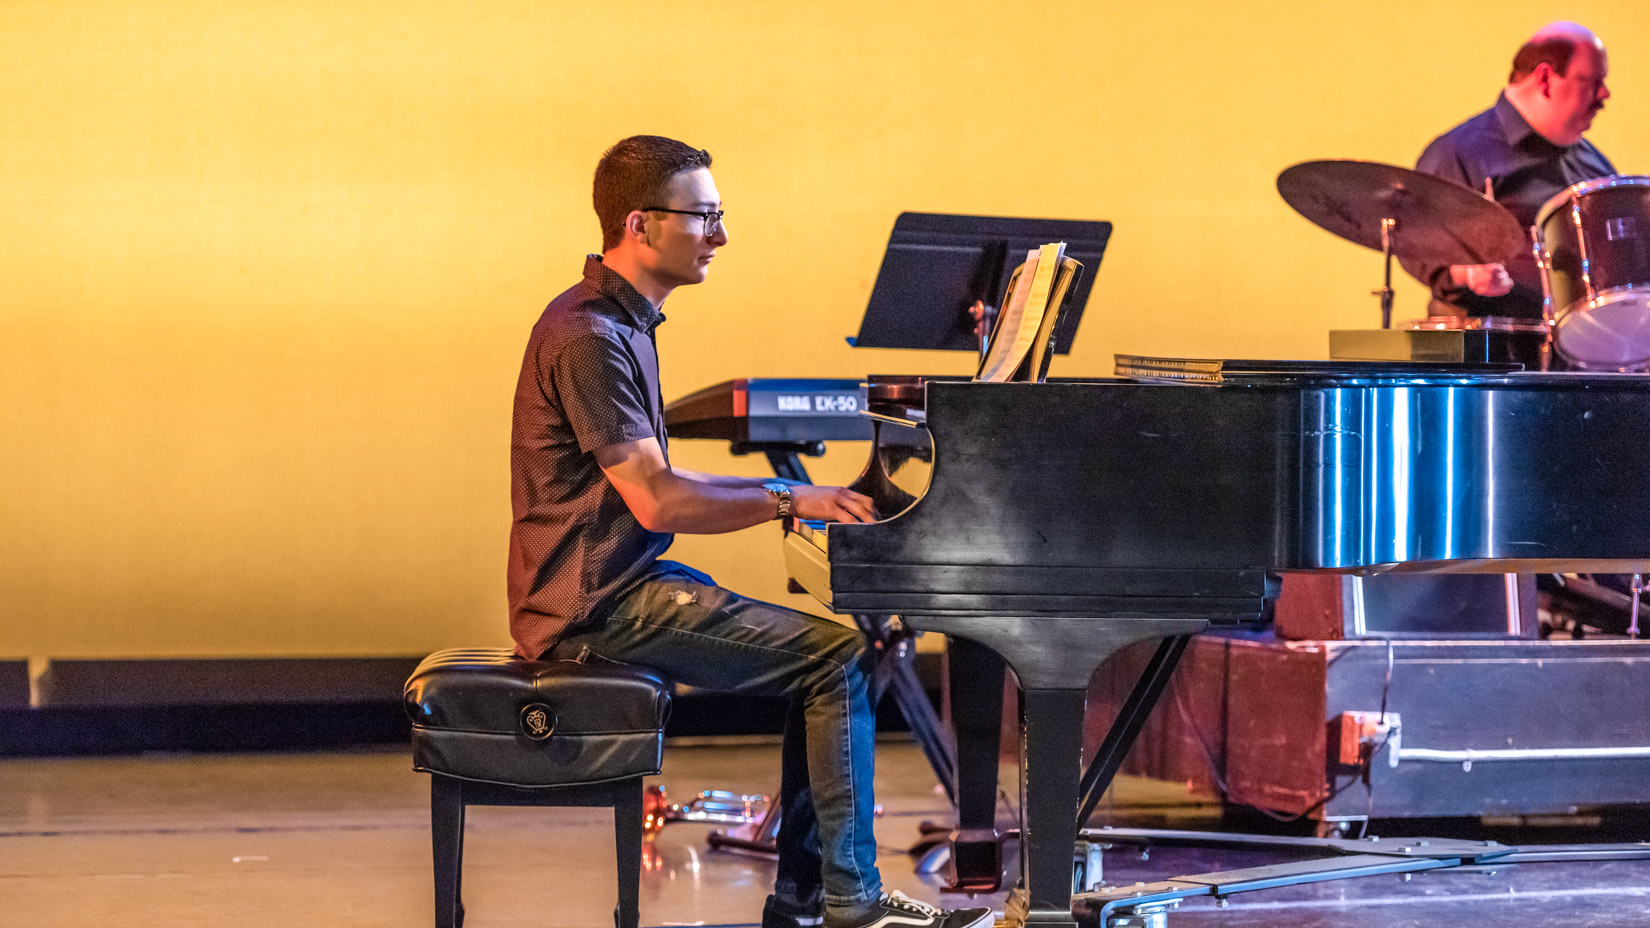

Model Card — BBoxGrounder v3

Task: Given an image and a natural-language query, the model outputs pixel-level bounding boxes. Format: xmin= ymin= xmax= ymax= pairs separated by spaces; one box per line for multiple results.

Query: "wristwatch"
xmin=763 ymin=482 xmax=793 ymax=520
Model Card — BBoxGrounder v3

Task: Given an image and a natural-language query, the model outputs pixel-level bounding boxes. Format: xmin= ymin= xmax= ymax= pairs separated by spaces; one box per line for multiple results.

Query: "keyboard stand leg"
xmin=857 ymin=613 xmax=958 ymax=806
xmin=762 ymin=449 xmax=811 ymax=484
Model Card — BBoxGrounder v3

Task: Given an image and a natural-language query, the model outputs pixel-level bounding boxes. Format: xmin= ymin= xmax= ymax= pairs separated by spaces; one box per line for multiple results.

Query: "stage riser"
xmin=1089 ymin=633 xmax=1650 ymax=820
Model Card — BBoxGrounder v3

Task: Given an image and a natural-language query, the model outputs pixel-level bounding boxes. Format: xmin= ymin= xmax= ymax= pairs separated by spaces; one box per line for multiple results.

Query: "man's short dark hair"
xmin=1510 ymin=36 xmax=1579 ymax=83
xmin=593 ymin=135 xmax=713 ymax=250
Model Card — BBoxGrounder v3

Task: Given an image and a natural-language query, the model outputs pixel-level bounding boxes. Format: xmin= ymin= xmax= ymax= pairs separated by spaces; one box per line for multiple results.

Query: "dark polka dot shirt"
xmin=508 ymin=255 xmax=674 ymax=659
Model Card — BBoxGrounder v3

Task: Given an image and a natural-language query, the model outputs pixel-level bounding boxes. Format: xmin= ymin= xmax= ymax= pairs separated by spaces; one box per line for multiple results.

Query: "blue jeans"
xmin=551 ymin=561 xmax=883 ymax=910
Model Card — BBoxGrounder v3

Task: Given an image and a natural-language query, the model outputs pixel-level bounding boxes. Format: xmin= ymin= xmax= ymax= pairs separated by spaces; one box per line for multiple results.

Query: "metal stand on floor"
xmin=1067 ymin=828 xmax=1650 ymax=927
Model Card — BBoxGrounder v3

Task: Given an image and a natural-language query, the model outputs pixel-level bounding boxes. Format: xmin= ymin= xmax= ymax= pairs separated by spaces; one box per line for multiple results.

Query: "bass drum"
xmin=1534 ymin=175 xmax=1650 ymax=370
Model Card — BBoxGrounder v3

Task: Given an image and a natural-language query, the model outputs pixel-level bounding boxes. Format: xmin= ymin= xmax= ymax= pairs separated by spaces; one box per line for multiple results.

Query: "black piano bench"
xmin=403 ymin=648 xmax=672 ymax=928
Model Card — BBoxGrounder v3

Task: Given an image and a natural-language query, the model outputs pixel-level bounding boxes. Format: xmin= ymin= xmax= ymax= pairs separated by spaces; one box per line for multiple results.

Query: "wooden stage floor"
xmin=3 ymin=739 xmax=1649 ymax=927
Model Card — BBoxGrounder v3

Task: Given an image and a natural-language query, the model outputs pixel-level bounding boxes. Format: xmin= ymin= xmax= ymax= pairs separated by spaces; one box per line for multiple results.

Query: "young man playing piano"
xmin=507 ymin=134 xmax=991 ymax=928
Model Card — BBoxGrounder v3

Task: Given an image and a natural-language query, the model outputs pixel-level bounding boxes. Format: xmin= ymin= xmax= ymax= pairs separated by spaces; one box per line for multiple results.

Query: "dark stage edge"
xmin=0 ymin=690 xmax=934 ymax=757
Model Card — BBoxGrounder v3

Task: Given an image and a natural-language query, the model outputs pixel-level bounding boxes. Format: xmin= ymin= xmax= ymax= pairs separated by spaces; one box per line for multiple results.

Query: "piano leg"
xmin=944 ymin=636 xmax=1006 ymax=893
xmin=1018 ymin=686 xmax=1088 ymax=928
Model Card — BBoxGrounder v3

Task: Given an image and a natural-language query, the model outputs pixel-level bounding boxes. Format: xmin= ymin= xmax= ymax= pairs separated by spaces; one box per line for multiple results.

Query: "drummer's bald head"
xmin=1509 ymin=22 xmax=1603 ymax=83
xmin=1503 ymin=21 xmax=1609 ymax=147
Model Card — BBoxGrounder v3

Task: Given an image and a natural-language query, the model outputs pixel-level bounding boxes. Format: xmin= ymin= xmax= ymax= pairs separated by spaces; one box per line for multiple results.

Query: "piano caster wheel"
xmin=1108 ymin=902 xmax=1177 ymax=928
xmin=1315 ymin=818 xmax=1361 ymax=839
xmin=943 ymin=829 xmax=1005 ymax=894
xmin=914 ymin=841 xmax=950 ymax=875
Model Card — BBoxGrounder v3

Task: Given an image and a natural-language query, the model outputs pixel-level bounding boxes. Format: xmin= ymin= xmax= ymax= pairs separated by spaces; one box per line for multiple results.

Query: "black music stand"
xmin=849 ymin=213 xmax=1112 ymax=362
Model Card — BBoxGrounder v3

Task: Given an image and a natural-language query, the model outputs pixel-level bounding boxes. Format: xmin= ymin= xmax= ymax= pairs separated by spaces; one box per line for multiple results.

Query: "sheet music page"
xmin=975 ymin=248 xmax=1038 ymax=382
xmin=978 ymin=242 xmax=1065 ymax=382
xmin=1027 ymin=256 xmax=1079 ymax=382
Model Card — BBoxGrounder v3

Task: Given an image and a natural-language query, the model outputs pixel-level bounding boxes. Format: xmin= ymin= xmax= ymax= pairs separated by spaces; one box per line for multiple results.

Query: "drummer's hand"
xmin=1450 ymin=263 xmax=1513 ymax=297
xmin=793 ymin=485 xmax=876 ymax=523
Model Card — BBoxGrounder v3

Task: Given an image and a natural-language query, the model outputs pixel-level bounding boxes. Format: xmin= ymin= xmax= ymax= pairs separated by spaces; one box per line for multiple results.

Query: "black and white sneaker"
xmin=762 ymin=893 xmax=824 ymax=928
xmin=824 ymin=891 xmax=993 ymax=928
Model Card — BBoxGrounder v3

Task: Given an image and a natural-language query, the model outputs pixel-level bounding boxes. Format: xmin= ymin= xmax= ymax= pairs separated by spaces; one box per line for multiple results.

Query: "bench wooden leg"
xmin=614 ymin=778 xmax=644 ymax=928
xmin=432 ymin=775 xmax=465 ymax=928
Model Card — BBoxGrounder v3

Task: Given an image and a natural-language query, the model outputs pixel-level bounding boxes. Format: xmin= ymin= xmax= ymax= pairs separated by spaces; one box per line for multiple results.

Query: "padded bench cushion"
xmin=405 ymin=648 xmax=671 ymax=788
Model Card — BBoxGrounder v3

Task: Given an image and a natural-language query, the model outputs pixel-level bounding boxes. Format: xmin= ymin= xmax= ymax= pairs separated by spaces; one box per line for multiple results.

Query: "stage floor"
xmin=3 ymin=739 xmax=1649 ymax=927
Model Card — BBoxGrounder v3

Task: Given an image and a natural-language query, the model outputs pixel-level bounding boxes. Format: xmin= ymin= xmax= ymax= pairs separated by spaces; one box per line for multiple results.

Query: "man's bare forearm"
xmin=596 ymin=438 xmax=871 ymax=532
xmin=674 ymin=467 xmax=796 ymax=490
xmin=643 ymin=473 xmax=778 ymax=533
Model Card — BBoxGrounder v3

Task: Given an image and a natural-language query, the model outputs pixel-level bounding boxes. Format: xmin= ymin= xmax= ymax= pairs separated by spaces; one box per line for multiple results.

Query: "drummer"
xmin=1402 ymin=21 xmax=1614 ymax=322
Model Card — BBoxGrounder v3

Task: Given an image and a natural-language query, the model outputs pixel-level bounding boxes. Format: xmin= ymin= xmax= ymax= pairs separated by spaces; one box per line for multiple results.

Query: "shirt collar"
xmin=1493 ymin=91 xmax=1565 ymax=151
xmin=583 ymin=255 xmax=666 ymax=331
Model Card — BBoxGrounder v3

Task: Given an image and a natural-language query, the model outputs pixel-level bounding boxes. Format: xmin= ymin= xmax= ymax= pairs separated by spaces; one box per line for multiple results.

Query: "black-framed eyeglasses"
xmin=643 ymin=207 xmax=725 ymax=237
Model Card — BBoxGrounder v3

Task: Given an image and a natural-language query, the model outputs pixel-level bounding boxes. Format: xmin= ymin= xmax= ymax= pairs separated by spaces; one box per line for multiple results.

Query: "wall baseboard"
xmin=1 ymin=654 xmax=943 ymax=757
xmin=35 ymin=656 xmax=425 ymax=708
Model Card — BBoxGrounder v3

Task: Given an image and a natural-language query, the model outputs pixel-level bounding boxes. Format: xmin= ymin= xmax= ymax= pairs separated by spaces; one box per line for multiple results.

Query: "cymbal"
xmin=1278 ymin=160 xmax=1526 ymax=266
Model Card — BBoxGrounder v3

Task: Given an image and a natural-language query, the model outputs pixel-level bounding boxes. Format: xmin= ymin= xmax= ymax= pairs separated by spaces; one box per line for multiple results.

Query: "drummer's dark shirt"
xmin=1403 ymin=92 xmax=1614 ymax=320
xmin=508 ymin=255 xmax=674 ymax=659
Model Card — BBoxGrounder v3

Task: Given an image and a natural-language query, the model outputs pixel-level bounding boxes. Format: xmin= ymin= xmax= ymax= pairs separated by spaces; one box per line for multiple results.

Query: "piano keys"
xmin=783 ymin=360 xmax=1650 ymax=927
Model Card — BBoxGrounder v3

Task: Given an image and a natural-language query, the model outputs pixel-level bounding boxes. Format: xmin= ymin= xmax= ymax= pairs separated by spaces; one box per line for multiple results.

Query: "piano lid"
xmin=1115 ymin=354 xmax=1526 ymax=385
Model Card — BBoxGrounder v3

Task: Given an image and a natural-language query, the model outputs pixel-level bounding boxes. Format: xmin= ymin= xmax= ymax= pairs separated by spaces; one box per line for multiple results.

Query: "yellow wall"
xmin=2 ymin=1 xmax=1645 ymax=659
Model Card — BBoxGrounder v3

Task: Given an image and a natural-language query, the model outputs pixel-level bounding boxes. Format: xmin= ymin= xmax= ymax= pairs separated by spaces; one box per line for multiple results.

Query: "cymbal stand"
xmin=1372 ymin=217 xmax=1397 ymax=329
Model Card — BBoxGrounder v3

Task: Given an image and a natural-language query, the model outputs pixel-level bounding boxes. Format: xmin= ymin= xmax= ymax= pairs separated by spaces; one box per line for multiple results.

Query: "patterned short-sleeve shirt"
xmin=508 ymin=255 xmax=674 ymax=658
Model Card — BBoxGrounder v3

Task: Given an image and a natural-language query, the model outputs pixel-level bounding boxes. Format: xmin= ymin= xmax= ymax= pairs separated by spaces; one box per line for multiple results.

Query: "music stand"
xmin=848 ymin=212 xmax=1113 ymax=363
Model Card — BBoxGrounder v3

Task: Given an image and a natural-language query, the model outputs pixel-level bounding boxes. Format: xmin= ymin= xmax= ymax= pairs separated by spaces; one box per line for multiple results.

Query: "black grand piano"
xmin=782 ymin=358 xmax=1650 ymax=927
